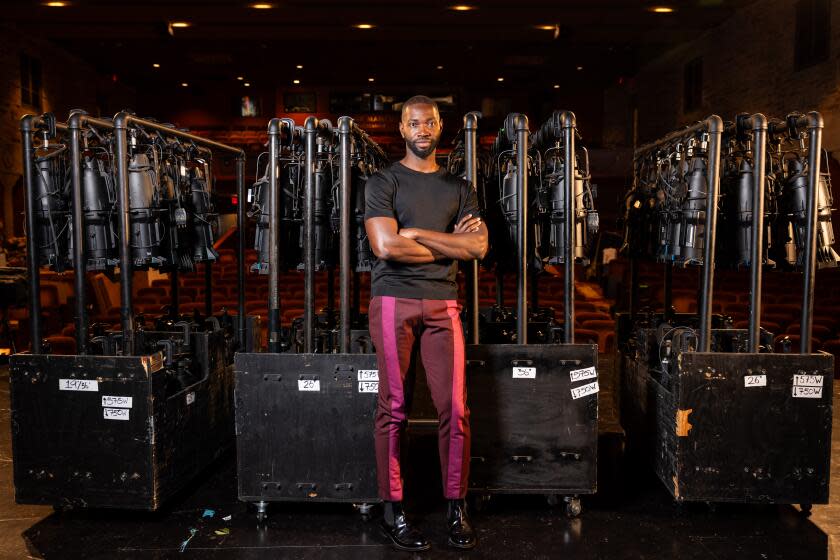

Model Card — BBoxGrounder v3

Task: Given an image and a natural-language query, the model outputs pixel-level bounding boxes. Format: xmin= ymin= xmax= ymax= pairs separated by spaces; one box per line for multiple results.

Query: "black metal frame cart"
xmin=467 ymin=112 xmax=598 ymax=518
xmin=235 ymin=117 xmax=387 ymax=523
xmin=619 ymin=113 xmax=834 ymax=509
xmin=10 ymin=111 xmax=249 ymax=510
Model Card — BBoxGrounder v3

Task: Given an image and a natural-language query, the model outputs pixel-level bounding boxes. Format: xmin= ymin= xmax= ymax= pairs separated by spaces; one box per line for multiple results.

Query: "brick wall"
xmin=604 ymin=0 xmax=840 ymax=152
xmin=0 ymin=23 xmax=134 ymax=237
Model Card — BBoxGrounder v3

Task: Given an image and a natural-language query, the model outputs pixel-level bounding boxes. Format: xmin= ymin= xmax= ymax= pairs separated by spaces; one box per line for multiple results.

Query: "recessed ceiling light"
xmin=576 ymin=65 xmax=583 ymax=71
xmin=181 ymin=82 xmax=189 ymax=87
xmin=244 ymin=82 xmax=251 ymax=87
xmin=449 ymin=5 xmax=476 ymax=11
xmin=534 ymin=25 xmax=555 ymax=31
xmin=497 ymin=77 xmax=504 ymax=82
xmin=293 ymin=79 xmax=300 ymax=85
xmin=553 ymin=84 xmax=560 ymax=89
xmin=650 ymin=6 xmax=674 ymax=13
xmin=152 ymin=63 xmax=160 ymax=68
xmin=237 ymin=76 xmax=244 ymax=81
xmin=249 ymin=2 xmax=274 ymax=8
xmin=368 ymin=77 xmax=375 ymax=82
xmin=44 ymin=1 xmax=68 ymax=6
xmin=354 ymin=23 xmax=375 ymax=29
xmin=170 ymin=21 xmax=191 ymax=28
xmin=296 ymin=64 xmax=303 ymax=69
xmin=436 ymin=65 xmax=444 ymax=70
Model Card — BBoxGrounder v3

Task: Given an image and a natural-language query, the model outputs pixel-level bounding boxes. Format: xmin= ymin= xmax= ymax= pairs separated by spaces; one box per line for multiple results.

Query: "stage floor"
xmin=0 ymin=363 xmax=837 ymax=560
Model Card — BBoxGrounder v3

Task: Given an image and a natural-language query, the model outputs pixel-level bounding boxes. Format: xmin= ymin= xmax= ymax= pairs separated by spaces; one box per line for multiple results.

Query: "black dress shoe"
xmin=446 ymin=499 xmax=476 ymax=549
xmin=380 ymin=502 xmax=431 ymax=552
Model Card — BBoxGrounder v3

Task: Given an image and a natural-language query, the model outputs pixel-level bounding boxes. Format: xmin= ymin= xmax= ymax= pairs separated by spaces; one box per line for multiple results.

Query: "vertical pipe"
xmin=698 ymin=116 xmax=724 ymax=352
xmin=236 ymin=156 xmax=246 ymax=348
xmin=338 ymin=116 xmax=352 ymax=353
xmin=20 ymin=116 xmax=43 ymax=354
xmin=561 ymin=112 xmax=576 ymax=344
xmin=303 ymin=117 xmax=318 ymax=354
xmin=747 ymin=114 xmax=768 ymax=353
xmin=514 ymin=114 xmax=529 ymax=344
xmin=800 ymin=112 xmax=824 ymax=354
xmin=113 ymin=113 xmax=134 ymax=355
xmin=267 ymin=119 xmax=281 ymax=353
xmin=464 ymin=112 xmax=481 ymax=345
xmin=68 ymin=113 xmax=88 ymax=354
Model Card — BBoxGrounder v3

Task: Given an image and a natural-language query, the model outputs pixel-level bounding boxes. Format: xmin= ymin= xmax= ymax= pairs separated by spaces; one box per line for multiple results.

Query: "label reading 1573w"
xmin=298 ymin=379 xmax=321 ymax=392
xmin=570 ymin=367 xmax=597 ymax=383
xmin=358 ymin=370 xmax=379 ymax=381
xmin=59 ymin=379 xmax=99 ymax=392
xmin=512 ymin=367 xmax=536 ymax=379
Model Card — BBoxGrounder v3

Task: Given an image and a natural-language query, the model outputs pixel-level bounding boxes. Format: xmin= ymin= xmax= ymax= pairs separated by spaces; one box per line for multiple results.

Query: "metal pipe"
xmin=113 ymin=112 xmax=135 ymax=354
xmin=303 ymin=116 xmax=318 ymax=353
xmin=20 ymin=115 xmax=43 ymax=354
xmin=799 ymin=112 xmax=824 ymax=354
xmin=67 ymin=111 xmax=88 ymax=353
xmin=236 ymin=155 xmax=246 ymax=349
xmin=338 ymin=116 xmax=353 ymax=353
xmin=698 ymin=115 xmax=724 ymax=352
xmin=267 ymin=118 xmax=282 ymax=353
xmin=464 ymin=111 xmax=481 ymax=345
xmin=513 ymin=114 xmax=529 ymax=344
xmin=561 ymin=112 xmax=576 ymax=344
xmin=747 ymin=114 xmax=768 ymax=353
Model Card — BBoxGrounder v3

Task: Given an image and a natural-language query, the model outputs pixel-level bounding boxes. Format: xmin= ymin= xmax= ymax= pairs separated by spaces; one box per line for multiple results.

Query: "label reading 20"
xmin=298 ymin=379 xmax=321 ymax=392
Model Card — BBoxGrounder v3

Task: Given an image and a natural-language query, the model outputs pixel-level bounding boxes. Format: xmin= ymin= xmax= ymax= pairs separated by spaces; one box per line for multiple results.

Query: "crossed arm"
xmin=365 ymin=214 xmax=489 ymax=264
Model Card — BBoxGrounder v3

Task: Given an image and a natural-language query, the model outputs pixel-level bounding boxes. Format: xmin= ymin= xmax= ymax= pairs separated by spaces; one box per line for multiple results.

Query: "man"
xmin=364 ymin=95 xmax=488 ymax=552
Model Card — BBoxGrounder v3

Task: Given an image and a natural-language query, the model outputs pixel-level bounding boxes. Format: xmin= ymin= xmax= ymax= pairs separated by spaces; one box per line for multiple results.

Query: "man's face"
xmin=399 ymin=103 xmax=442 ymax=159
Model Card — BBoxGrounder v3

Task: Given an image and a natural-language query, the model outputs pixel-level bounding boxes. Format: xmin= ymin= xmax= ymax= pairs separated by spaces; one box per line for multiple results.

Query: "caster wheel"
xmin=546 ymin=494 xmax=559 ymax=507
xmin=799 ymin=503 xmax=813 ymax=516
xmin=564 ymin=497 xmax=581 ymax=518
xmin=254 ymin=501 xmax=268 ymax=525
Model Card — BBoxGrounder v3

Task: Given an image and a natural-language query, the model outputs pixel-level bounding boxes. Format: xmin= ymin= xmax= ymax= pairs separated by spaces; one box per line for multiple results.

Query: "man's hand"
xmin=453 ymin=213 xmax=482 ymax=234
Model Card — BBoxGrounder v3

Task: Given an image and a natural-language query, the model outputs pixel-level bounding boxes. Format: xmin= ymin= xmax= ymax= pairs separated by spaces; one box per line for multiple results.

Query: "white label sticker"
xmin=793 ymin=374 xmax=823 ymax=387
xmin=298 ymin=379 xmax=321 ymax=392
xmin=59 ymin=379 xmax=99 ymax=392
xmin=358 ymin=381 xmax=379 ymax=393
xmin=744 ymin=375 xmax=767 ymax=388
xmin=571 ymin=381 xmax=600 ymax=400
xmin=101 ymin=395 xmax=133 ymax=408
xmin=512 ymin=367 xmax=537 ymax=379
xmin=793 ymin=386 xmax=823 ymax=399
xmin=358 ymin=369 xmax=379 ymax=381
xmin=186 ymin=392 xmax=195 ymax=405
xmin=103 ymin=407 xmax=130 ymax=421
xmin=570 ymin=366 xmax=598 ymax=383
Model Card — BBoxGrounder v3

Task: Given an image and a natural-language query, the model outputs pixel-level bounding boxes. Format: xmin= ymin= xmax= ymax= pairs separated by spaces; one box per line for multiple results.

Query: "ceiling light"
xmin=650 ymin=6 xmax=674 ymax=13
xmin=535 ymin=25 xmax=555 ymax=31
xmin=293 ymin=79 xmax=300 ymax=85
xmin=436 ymin=65 xmax=444 ymax=70
xmin=497 ymin=77 xmax=504 ymax=82
xmin=249 ymin=2 xmax=274 ymax=8
xmin=244 ymin=82 xmax=251 ymax=87
xmin=152 ymin=63 xmax=161 ymax=68
xmin=44 ymin=1 xmax=68 ymax=6
xmin=368 ymin=77 xmax=375 ymax=82
xmin=354 ymin=23 xmax=375 ymax=29
xmin=237 ymin=76 xmax=244 ymax=80
xmin=449 ymin=5 xmax=476 ymax=11
xmin=181 ymin=82 xmax=189 ymax=87
xmin=553 ymin=84 xmax=560 ymax=89
xmin=296 ymin=64 xmax=303 ymax=69
xmin=576 ymin=65 xmax=583 ymax=71
xmin=170 ymin=21 xmax=191 ymax=28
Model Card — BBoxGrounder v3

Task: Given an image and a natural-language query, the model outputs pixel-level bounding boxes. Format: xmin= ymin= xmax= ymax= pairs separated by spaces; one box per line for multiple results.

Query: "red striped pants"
xmin=368 ymin=296 xmax=471 ymax=501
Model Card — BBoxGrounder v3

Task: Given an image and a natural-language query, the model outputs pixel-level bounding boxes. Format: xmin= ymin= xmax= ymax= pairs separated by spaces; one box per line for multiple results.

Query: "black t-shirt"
xmin=364 ymin=162 xmax=480 ymax=300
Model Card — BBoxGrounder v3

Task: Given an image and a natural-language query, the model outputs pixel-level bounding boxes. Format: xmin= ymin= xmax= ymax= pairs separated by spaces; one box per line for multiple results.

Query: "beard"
xmin=405 ymin=135 xmax=440 ymax=158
